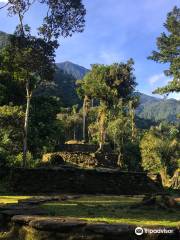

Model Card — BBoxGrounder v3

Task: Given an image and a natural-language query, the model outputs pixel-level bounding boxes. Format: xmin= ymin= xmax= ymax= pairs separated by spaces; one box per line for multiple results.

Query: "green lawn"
xmin=0 ymin=196 xmax=30 ymax=204
xmin=42 ymin=195 xmax=180 ymax=227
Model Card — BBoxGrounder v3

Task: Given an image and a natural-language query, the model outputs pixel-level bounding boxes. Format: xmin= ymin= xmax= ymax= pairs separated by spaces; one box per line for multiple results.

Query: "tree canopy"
xmin=148 ymin=6 xmax=180 ymax=94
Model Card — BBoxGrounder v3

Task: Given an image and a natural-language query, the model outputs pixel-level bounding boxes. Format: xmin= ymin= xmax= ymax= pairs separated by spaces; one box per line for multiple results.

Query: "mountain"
xmin=0 ymin=31 xmax=9 ymax=48
xmin=136 ymin=93 xmax=180 ymax=122
xmin=35 ymin=68 xmax=81 ymax=107
xmin=56 ymin=61 xmax=89 ymax=80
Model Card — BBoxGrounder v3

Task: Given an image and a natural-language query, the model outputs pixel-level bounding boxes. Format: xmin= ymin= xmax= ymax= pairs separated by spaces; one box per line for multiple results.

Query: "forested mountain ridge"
xmin=57 ymin=61 xmax=89 ymax=80
xmin=0 ymin=31 xmax=9 ymax=48
xmin=136 ymin=93 xmax=180 ymax=122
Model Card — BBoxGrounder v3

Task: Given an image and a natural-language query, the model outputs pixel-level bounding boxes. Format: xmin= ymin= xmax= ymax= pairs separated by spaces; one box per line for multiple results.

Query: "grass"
xmin=0 ymin=196 xmax=30 ymax=204
xmin=42 ymin=195 xmax=180 ymax=227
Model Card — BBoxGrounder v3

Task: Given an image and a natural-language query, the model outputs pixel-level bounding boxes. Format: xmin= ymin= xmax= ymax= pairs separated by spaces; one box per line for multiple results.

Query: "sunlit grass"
xmin=42 ymin=195 xmax=180 ymax=227
xmin=0 ymin=196 xmax=30 ymax=204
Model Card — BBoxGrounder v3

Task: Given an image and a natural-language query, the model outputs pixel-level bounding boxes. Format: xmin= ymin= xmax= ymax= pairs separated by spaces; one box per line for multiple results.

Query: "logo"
xmin=135 ymin=227 xmax=144 ymax=236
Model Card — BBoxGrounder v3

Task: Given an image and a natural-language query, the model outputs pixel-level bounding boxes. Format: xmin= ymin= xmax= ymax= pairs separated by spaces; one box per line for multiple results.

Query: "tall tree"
xmin=0 ymin=31 xmax=56 ymax=166
xmin=77 ymin=60 xmax=137 ymax=150
xmin=148 ymin=6 xmax=180 ymax=94
xmin=1 ymin=0 xmax=86 ymax=165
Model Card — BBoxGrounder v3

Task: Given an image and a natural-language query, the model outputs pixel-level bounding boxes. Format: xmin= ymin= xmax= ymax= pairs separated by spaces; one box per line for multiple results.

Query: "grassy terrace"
xmin=0 ymin=195 xmax=179 ymax=227
xmin=42 ymin=195 xmax=180 ymax=227
xmin=0 ymin=196 xmax=30 ymax=204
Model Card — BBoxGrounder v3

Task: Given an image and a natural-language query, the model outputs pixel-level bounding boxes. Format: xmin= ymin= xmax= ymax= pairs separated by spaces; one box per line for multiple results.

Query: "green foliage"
xmin=77 ymin=60 xmax=137 ymax=148
xmin=77 ymin=60 xmax=137 ymax=104
xmin=7 ymin=151 xmax=34 ymax=167
xmin=0 ymin=105 xmax=24 ymax=166
xmin=0 ymin=73 xmax=25 ymax=105
xmin=107 ymin=102 xmax=141 ymax=170
xmin=5 ymin=0 xmax=86 ymax=41
xmin=140 ymin=123 xmax=180 ymax=184
xmin=148 ymin=6 xmax=180 ymax=94
xmin=57 ymin=105 xmax=82 ymax=141
xmin=29 ymin=96 xmax=64 ymax=156
xmin=0 ymin=31 xmax=57 ymax=89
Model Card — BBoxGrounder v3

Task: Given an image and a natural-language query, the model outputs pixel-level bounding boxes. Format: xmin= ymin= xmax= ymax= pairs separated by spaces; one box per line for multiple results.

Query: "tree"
xmin=1 ymin=0 xmax=86 ymax=165
xmin=107 ymin=102 xmax=129 ymax=167
xmin=77 ymin=60 xmax=137 ymax=150
xmin=3 ymin=0 xmax=85 ymax=41
xmin=107 ymin=100 xmax=140 ymax=169
xmin=148 ymin=6 xmax=180 ymax=94
xmin=57 ymin=106 xmax=82 ymax=142
xmin=0 ymin=105 xmax=24 ymax=166
xmin=140 ymin=123 xmax=180 ymax=186
xmin=28 ymin=96 xmax=64 ymax=156
xmin=82 ymin=95 xmax=90 ymax=142
xmin=0 ymin=31 xmax=57 ymax=166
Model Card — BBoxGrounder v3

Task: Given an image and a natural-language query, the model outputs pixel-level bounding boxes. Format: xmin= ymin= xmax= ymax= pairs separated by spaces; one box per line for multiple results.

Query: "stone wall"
xmin=1 ymin=215 xmax=178 ymax=240
xmin=1 ymin=167 xmax=162 ymax=194
xmin=42 ymin=152 xmax=118 ymax=168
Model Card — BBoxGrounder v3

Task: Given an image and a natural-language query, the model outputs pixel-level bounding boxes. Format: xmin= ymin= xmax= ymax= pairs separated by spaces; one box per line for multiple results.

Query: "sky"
xmin=0 ymin=0 xmax=179 ymax=100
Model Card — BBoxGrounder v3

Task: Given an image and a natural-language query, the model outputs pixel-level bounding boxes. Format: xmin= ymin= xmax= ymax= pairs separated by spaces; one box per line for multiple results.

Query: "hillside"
xmin=57 ymin=61 xmax=89 ymax=80
xmin=0 ymin=31 xmax=9 ymax=48
xmin=136 ymin=93 xmax=180 ymax=122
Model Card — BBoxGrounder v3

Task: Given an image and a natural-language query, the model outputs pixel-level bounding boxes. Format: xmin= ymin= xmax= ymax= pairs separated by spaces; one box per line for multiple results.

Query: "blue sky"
xmin=0 ymin=0 xmax=179 ymax=99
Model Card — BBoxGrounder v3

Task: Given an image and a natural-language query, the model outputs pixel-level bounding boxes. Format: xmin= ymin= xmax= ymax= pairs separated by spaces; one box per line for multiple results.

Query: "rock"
xmin=29 ymin=217 xmax=87 ymax=232
xmin=131 ymin=194 xmax=180 ymax=210
xmin=85 ymin=223 xmax=135 ymax=236
xmin=12 ymin=215 xmax=39 ymax=225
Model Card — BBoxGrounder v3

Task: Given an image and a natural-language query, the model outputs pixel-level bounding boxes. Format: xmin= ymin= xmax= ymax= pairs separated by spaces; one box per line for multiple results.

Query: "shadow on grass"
xmin=42 ymin=197 xmax=180 ymax=226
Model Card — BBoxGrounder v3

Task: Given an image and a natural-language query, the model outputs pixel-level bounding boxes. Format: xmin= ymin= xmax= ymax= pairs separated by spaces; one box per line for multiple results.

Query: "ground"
xmin=41 ymin=195 xmax=180 ymax=227
xmin=0 ymin=195 xmax=179 ymax=227
xmin=0 ymin=196 xmax=30 ymax=204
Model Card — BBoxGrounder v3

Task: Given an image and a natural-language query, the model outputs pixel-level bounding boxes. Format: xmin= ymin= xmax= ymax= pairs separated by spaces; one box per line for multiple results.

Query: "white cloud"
xmin=168 ymin=93 xmax=180 ymax=101
xmin=99 ymin=50 xmax=124 ymax=65
xmin=147 ymin=73 xmax=180 ymax=100
xmin=0 ymin=0 xmax=8 ymax=3
xmin=148 ymin=73 xmax=170 ymax=86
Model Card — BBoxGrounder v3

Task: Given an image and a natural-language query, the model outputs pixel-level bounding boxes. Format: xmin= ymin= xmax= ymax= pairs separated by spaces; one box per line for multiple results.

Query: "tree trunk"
xmin=83 ymin=110 xmax=86 ymax=141
xmin=73 ymin=127 xmax=76 ymax=140
xmin=91 ymin=98 xmax=94 ymax=107
xmin=82 ymin=95 xmax=89 ymax=142
xmin=97 ymin=104 xmax=107 ymax=152
xmin=160 ymin=167 xmax=169 ymax=186
xmin=171 ymin=169 xmax=180 ymax=189
xmin=23 ymin=81 xmax=31 ymax=167
xmin=129 ymin=101 xmax=136 ymax=142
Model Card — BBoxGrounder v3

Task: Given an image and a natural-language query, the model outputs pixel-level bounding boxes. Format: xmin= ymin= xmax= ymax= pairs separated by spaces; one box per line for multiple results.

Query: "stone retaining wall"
xmin=42 ymin=152 xmax=118 ymax=168
xmin=1 ymin=167 xmax=162 ymax=194
xmin=1 ymin=215 xmax=179 ymax=240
